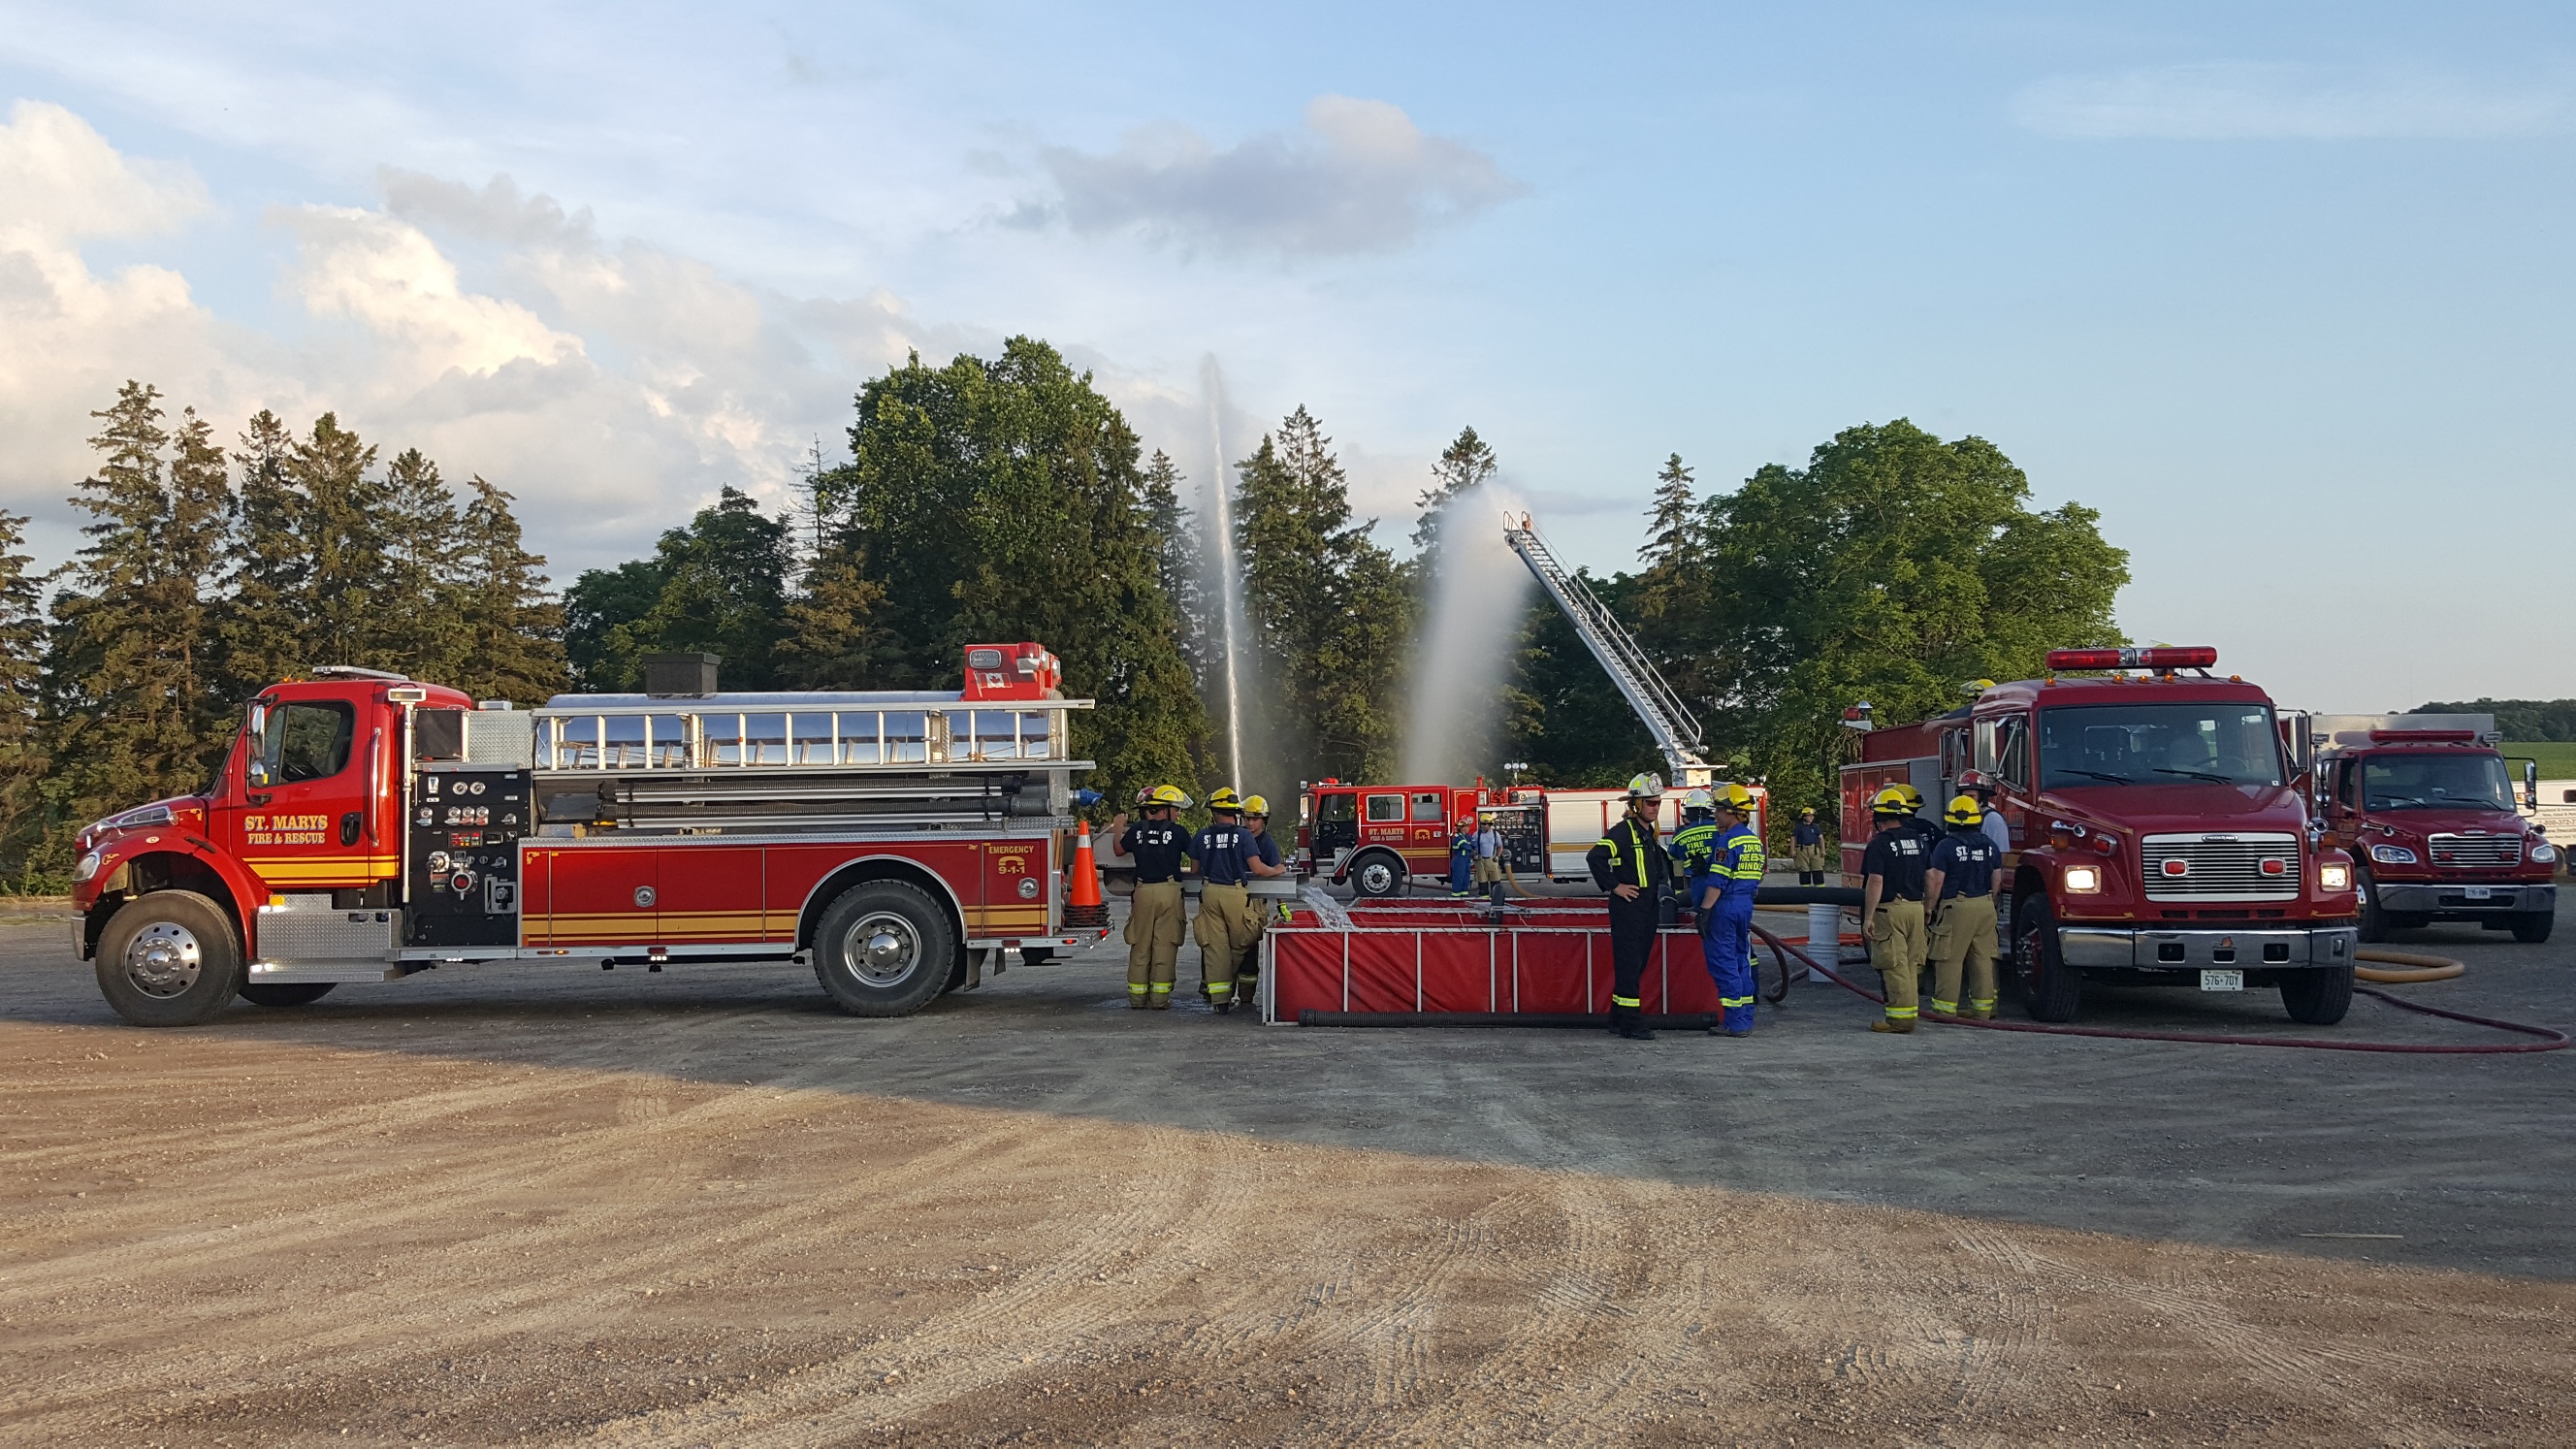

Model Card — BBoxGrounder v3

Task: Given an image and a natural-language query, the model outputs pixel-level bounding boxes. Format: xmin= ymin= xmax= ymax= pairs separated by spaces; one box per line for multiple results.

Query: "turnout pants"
xmin=1606 ymin=894 xmax=1659 ymax=1028
xmin=1194 ymin=884 xmax=1255 ymax=1005
xmin=1704 ymin=895 xmax=1758 ymax=1033
xmin=1868 ymin=898 xmax=1926 ymax=1024
xmin=1471 ymin=856 xmax=1505 ymax=907
xmin=1929 ymin=894 xmax=1999 ymax=1015
xmin=1126 ymin=881 xmax=1185 ymax=1006
xmin=1793 ymin=845 xmax=1827 ymax=886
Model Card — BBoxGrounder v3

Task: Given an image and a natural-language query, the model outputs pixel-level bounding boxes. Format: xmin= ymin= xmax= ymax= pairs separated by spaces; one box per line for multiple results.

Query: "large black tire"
xmin=240 ymin=982 xmax=337 ymax=1008
xmin=2356 ymin=868 xmax=2396 ymax=943
xmin=94 ymin=891 xmax=243 ymax=1027
xmin=812 ymin=881 xmax=956 ymax=1016
xmin=2510 ymin=910 xmax=2555 ymax=944
xmin=2280 ymin=964 xmax=2355 ymax=1025
xmin=1349 ymin=852 xmax=1407 ymax=898
xmin=2015 ymin=894 xmax=2083 ymax=1023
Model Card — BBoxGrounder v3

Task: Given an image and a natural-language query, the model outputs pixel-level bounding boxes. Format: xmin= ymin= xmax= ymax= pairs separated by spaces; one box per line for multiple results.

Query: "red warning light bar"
xmin=2045 ymin=646 xmax=2219 ymax=671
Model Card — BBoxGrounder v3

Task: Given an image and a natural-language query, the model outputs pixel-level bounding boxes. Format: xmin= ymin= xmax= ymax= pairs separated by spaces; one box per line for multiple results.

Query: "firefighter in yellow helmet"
xmin=1586 ymin=774 xmax=1672 ymax=1040
xmin=1696 ymin=782 xmax=1765 ymax=1036
xmin=1858 ymin=784 xmax=1930 ymax=1032
xmin=1192 ymin=788 xmax=1281 ymax=1014
xmin=1923 ymin=793 xmax=2005 ymax=1019
xmin=1111 ymin=786 xmax=1195 ymax=1009
xmin=1234 ymin=794 xmax=1286 ymax=997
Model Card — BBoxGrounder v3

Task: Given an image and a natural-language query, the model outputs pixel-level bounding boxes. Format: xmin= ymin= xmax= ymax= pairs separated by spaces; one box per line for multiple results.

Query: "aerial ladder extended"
xmin=1501 ymin=511 xmax=1716 ymax=789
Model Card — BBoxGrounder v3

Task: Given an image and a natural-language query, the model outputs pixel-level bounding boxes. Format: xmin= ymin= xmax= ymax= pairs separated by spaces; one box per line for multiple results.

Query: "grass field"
xmin=2505 ymin=741 xmax=2576 ymax=779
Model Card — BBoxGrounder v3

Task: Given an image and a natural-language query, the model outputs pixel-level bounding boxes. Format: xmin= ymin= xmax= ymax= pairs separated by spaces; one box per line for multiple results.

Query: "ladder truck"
xmin=69 ymin=644 xmax=1099 ymax=1027
xmin=1501 ymin=511 xmax=1718 ymax=790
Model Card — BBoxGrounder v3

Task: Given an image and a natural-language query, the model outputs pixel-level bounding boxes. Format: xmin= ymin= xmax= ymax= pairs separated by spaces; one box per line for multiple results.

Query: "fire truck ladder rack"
xmin=524 ymin=695 xmax=1094 ymax=834
xmin=1501 ymin=513 xmax=1711 ymax=784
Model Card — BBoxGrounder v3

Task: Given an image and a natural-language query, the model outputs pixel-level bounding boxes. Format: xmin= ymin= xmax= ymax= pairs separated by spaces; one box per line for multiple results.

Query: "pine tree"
xmin=163 ymin=406 xmax=237 ymax=750
xmin=294 ymin=412 xmax=388 ymax=669
xmin=0 ymin=511 xmax=47 ymax=883
xmin=1639 ymin=454 xmax=1694 ymax=575
xmin=217 ymin=409 xmax=310 ymax=700
xmin=379 ymin=447 xmax=469 ymax=681
xmin=598 ymin=487 xmax=793 ymax=691
xmin=1409 ymin=424 xmax=1498 ymax=564
xmin=775 ymin=537 xmax=890 ymax=690
xmin=451 ymin=477 xmax=567 ymax=704
xmin=1139 ymin=449 xmax=1210 ymax=693
xmin=1631 ymin=452 xmax=1711 ymax=724
xmin=1238 ymin=406 xmax=1409 ymax=780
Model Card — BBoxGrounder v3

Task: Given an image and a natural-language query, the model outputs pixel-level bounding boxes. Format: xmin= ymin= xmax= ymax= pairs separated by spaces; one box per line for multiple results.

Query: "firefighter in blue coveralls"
xmin=1695 ymin=783 xmax=1765 ymax=1036
xmin=1668 ymin=789 xmax=1722 ymax=905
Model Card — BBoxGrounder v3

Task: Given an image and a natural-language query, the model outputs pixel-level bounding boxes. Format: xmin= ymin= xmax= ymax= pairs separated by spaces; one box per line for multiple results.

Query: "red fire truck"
xmin=1841 ymin=646 xmax=2363 ymax=1024
xmin=2302 ymin=714 xmax=2556 ymax=942
xmin=70 ymin=644 xmax=1099 ymax=1026
xmin=1294 ymin=780 xmax=1768 ymax=895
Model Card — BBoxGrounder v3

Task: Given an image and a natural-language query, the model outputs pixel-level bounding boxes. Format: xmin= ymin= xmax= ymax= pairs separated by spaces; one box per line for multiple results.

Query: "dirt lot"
xmin=4 ymin=900 xmax=2574 ymax=1446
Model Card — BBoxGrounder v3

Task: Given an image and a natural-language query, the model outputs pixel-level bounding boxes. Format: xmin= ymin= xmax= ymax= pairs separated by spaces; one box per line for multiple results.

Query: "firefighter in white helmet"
xmin=1192 ymin=788 xmax=1281 ymax=1014
xmin=1923 ymin=793 xmax=2005 ymax=1019
xmin=1586 ymin=773 xmax=1671 ymax=1040
xmin=1111 ymin=786 xmax=1196 ymax=1010
xmin=1668 ymin=789 xmax=1722 ymax=908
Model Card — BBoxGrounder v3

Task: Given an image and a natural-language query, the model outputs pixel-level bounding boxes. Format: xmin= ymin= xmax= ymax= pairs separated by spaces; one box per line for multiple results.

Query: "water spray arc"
xmin=1200 ymin=357 xmax=1250 ymax=789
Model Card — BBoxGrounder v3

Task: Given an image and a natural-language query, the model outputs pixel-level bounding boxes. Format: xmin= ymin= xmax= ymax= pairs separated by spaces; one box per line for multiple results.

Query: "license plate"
xmin=2200 ymin=969 xmax=2244 ymax=992
xmin=2463 ymin=886 xmax=2493 ymax=900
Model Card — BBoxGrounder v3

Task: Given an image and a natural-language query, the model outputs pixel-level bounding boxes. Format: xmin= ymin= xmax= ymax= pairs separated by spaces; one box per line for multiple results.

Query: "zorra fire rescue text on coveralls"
xmin=1120 ymin=820 xmax=1194 ymax=1008
xmin=1670 ymin=810 xmax=1721 ymax=911
xmin=1861 ymin=819 xmax=1930 ymax=1029
xmin=1927 ymin=824 xmax=2003 ymax=1018
xmin=1588 ymin=815 xmax=1673 ymax=1037
xmin=1702 ymin=820 xmax=1765 ymax=1034
xmin=1193 ymin=819 xmax=1261 ymax=1010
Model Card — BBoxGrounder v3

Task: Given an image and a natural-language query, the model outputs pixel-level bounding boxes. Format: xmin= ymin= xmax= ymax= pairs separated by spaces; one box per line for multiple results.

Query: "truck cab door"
xmin=225 ymin=694 xmax=396 ymax=892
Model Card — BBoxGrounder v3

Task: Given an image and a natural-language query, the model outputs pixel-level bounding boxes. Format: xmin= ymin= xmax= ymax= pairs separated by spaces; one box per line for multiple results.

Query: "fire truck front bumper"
xmin=2368 ymin=882 xmax=2554 ymax=917
xmin=2058 ymin=925 xmax=2359 ymax=970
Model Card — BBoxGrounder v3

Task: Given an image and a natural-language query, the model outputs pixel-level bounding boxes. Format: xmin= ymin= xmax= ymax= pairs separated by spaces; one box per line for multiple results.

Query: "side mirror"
xmin=2528 ymin=759 xmax=2541 ymax=812
xmin=244 ymin=703 xmax=270 ymax=788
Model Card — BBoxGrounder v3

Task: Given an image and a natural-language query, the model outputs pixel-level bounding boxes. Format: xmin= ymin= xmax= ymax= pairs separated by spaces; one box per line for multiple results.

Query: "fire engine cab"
xmin=2301 ymin=713 xmax=2556 ymax=942
xmin=1843 ymin=647 xmax=2364 ymax=1024
xmin=71 ymin=645 xmax=1097 ymax=1026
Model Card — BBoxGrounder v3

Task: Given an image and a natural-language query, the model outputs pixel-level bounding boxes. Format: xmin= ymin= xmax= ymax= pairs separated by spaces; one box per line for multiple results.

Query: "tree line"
xmin=11 ymin=344 xmax=2129 ymax=886
xmin=0 ymin=382 xmax=563 ymax=886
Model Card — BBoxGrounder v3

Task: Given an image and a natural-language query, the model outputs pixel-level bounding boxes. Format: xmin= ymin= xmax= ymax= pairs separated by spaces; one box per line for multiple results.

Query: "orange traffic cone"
xmin=1064 ymin=821 xmax=1110 ymax=931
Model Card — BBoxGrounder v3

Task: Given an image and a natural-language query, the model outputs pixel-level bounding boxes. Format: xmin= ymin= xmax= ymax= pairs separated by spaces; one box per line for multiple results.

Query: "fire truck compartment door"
xmin=230 ymin=700 xmax=397 ymax=890
xmin=653 ymin=845 xmax=767 ymax=946
xmin=537 ymin=843 xmax=660 ymax=950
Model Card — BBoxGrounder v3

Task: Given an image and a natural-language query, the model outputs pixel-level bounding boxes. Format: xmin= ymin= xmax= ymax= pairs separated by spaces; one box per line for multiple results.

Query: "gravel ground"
xmin=3 ymin=895 xmax=2572 ymax=1445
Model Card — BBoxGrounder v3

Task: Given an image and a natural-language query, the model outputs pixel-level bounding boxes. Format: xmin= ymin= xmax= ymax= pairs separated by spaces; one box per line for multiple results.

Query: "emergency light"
xmin=2045 ymin=646 xmax=2219 ymax=671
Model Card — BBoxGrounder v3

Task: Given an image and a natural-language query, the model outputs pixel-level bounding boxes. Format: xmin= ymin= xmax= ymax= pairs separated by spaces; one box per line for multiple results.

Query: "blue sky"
xmin=1 ymin=2 xmax=2568 ymax=712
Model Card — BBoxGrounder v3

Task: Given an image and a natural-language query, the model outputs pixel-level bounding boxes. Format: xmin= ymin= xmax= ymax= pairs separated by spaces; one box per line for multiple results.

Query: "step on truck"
xmin=71 ymin=645 xmax=1099 ymax=1026
xmin=1843 ymin=647 xmax=2364 ymax=1024
xmin=2299 ymin=713 xmax=2557 ymax=942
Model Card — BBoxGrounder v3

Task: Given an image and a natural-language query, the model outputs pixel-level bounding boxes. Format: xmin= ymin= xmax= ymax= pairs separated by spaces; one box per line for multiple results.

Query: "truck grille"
xmin=2141 ymin=832 xmax=2302 ymax=902
xmin=2427 ymin=832 xmax=2521 ymax=867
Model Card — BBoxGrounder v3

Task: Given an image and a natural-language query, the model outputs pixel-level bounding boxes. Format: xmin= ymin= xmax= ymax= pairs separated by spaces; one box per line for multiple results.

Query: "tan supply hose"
xmin=2355 ymin=948 xmax=2466 ymax=983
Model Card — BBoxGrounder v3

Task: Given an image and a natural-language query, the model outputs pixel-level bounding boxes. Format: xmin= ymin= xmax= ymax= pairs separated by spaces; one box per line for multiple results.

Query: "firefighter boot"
xmin=1870 ymin=1016 xmax=1916 ymax=1034
xmin=1148 ymin=983 xmax=1173 ymax=1011
xmin=1612 ymin=1000 xmax=1657 ymax=1041
xmin=1128 ymin=982 xmax=1148 ymax=1011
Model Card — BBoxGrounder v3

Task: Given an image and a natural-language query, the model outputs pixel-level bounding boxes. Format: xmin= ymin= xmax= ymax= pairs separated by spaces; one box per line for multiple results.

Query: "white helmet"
xmin=1626 ymin=772 xmax=1665 ymax=799
xmin=1681 ymin=788 xmax=1715 ymax=813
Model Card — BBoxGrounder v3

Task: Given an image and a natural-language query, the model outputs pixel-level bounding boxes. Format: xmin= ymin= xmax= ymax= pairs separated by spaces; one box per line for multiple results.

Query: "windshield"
xmin=2038 ymin=702 xmax=2284 ymax=789
xmin=2361 ymin=753 xmax=2515 ymax=812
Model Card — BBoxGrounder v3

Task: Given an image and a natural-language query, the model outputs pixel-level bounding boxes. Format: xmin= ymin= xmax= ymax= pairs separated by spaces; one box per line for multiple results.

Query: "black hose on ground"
xmin=1748 ymin=921 xmax=2569 ymax=1055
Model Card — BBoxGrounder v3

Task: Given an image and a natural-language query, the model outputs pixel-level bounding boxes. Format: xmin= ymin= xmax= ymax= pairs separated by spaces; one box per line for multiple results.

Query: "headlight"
xmin=2320 ymin=862 xmax=2353 ymax=891
xmin=74 ymin=852 xmax=102 ymax=884
xmin=2535 ymin=842 xmax=2560 ymax=864
xmin=2369 ymin=844 xmax=2417 ymax=865
xmin=2062 ymin=864 xmax=2101 ymax=893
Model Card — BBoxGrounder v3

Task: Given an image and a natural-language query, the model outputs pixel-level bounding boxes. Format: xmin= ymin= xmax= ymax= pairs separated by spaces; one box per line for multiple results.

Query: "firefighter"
xmin=1669 ymin=789 xmax=1722 ymax=912
xmin=1857 ymin=785 xmax=1930 ymax=1032
xmin=1792 ymin=807 xmax=1827 ymax=885
xmin=1924 ymin=793 xmax=2005 ymax=1019
xmin=1696 ymin=782 xmax=1765 ymax=1036
xmin=1470 ymin=810 xmax=1508 ymax=910
xmin=1448 ymin=815 xmax=1476 ymax=896
xmin=1586 ymin=774 xmax=1672 ymax=1041
xmin=1192 ymin=788 xmax=1280 ymax=1014
xmin=1957 ymin=768 xmax=2012 ymax=858
xmin=1237 ymin=795 xmax=1285 ymax=992
xmin=1111 ymin=786 xmax=1195 ymax=1010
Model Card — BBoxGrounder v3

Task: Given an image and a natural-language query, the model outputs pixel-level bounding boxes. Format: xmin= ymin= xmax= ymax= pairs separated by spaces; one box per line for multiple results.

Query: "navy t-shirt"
xmin=1195 ymin=821 xmax=1257 ymax=886
xmin=1118 ymin=820 xmax=1193 ymax=884
xmin=1859 ymin=827 xmax=1930 ymax=901
xmin=1928 ymin=828 xmax=2001 ymax=901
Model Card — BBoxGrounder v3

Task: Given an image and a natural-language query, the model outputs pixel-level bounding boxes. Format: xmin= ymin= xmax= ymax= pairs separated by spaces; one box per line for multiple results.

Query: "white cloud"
xmin=1026 ymin=94 xmax=1524 ymax=256
xmin=0 ymin=98 xmax=209 ymax=243
xmin=2014 ymin=62 xmax=2564 ymax=141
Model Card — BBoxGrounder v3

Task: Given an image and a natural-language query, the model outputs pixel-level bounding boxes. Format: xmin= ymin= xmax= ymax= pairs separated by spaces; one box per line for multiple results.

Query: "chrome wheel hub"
xmin=842 ymin=912 xmax=921 ymax=987
xmin=124 ymin=921 xmax=203 ymax=997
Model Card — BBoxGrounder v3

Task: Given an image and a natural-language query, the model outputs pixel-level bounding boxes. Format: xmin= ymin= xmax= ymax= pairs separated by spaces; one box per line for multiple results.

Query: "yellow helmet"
xmin=1207 ymin=787 xmax=1244 ymax=812
xmin=1871 ymin=786 xmax=1912 ymax=817
xmin=1717 ymin=783 xmax=1756 ymax=815
xmin=1626 ymin=773 xmax=1665 ymax=799
xmin=1241 ymin=794 xmax=1269 ymax=817
xmin=1145 ymin=785 xmax=1193 ymax=809
xmin=1944 ymin=793 xmax=1983 ymax=826
xmin=1893 ymin=784 xmax=1926 ymax=810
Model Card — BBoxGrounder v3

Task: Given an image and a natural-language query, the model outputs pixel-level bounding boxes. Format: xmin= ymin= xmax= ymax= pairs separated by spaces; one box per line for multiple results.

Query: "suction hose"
xmin=1750 ymin=921 xmax=2566 ymax=1055
xmin=2355 ymin=949 xmax=2466 ymax=983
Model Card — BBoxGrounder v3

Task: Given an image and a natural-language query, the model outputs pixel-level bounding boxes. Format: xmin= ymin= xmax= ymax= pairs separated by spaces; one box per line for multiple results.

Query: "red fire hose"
xmin=1751 ymin=923 xmax=2569 ymax=1055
